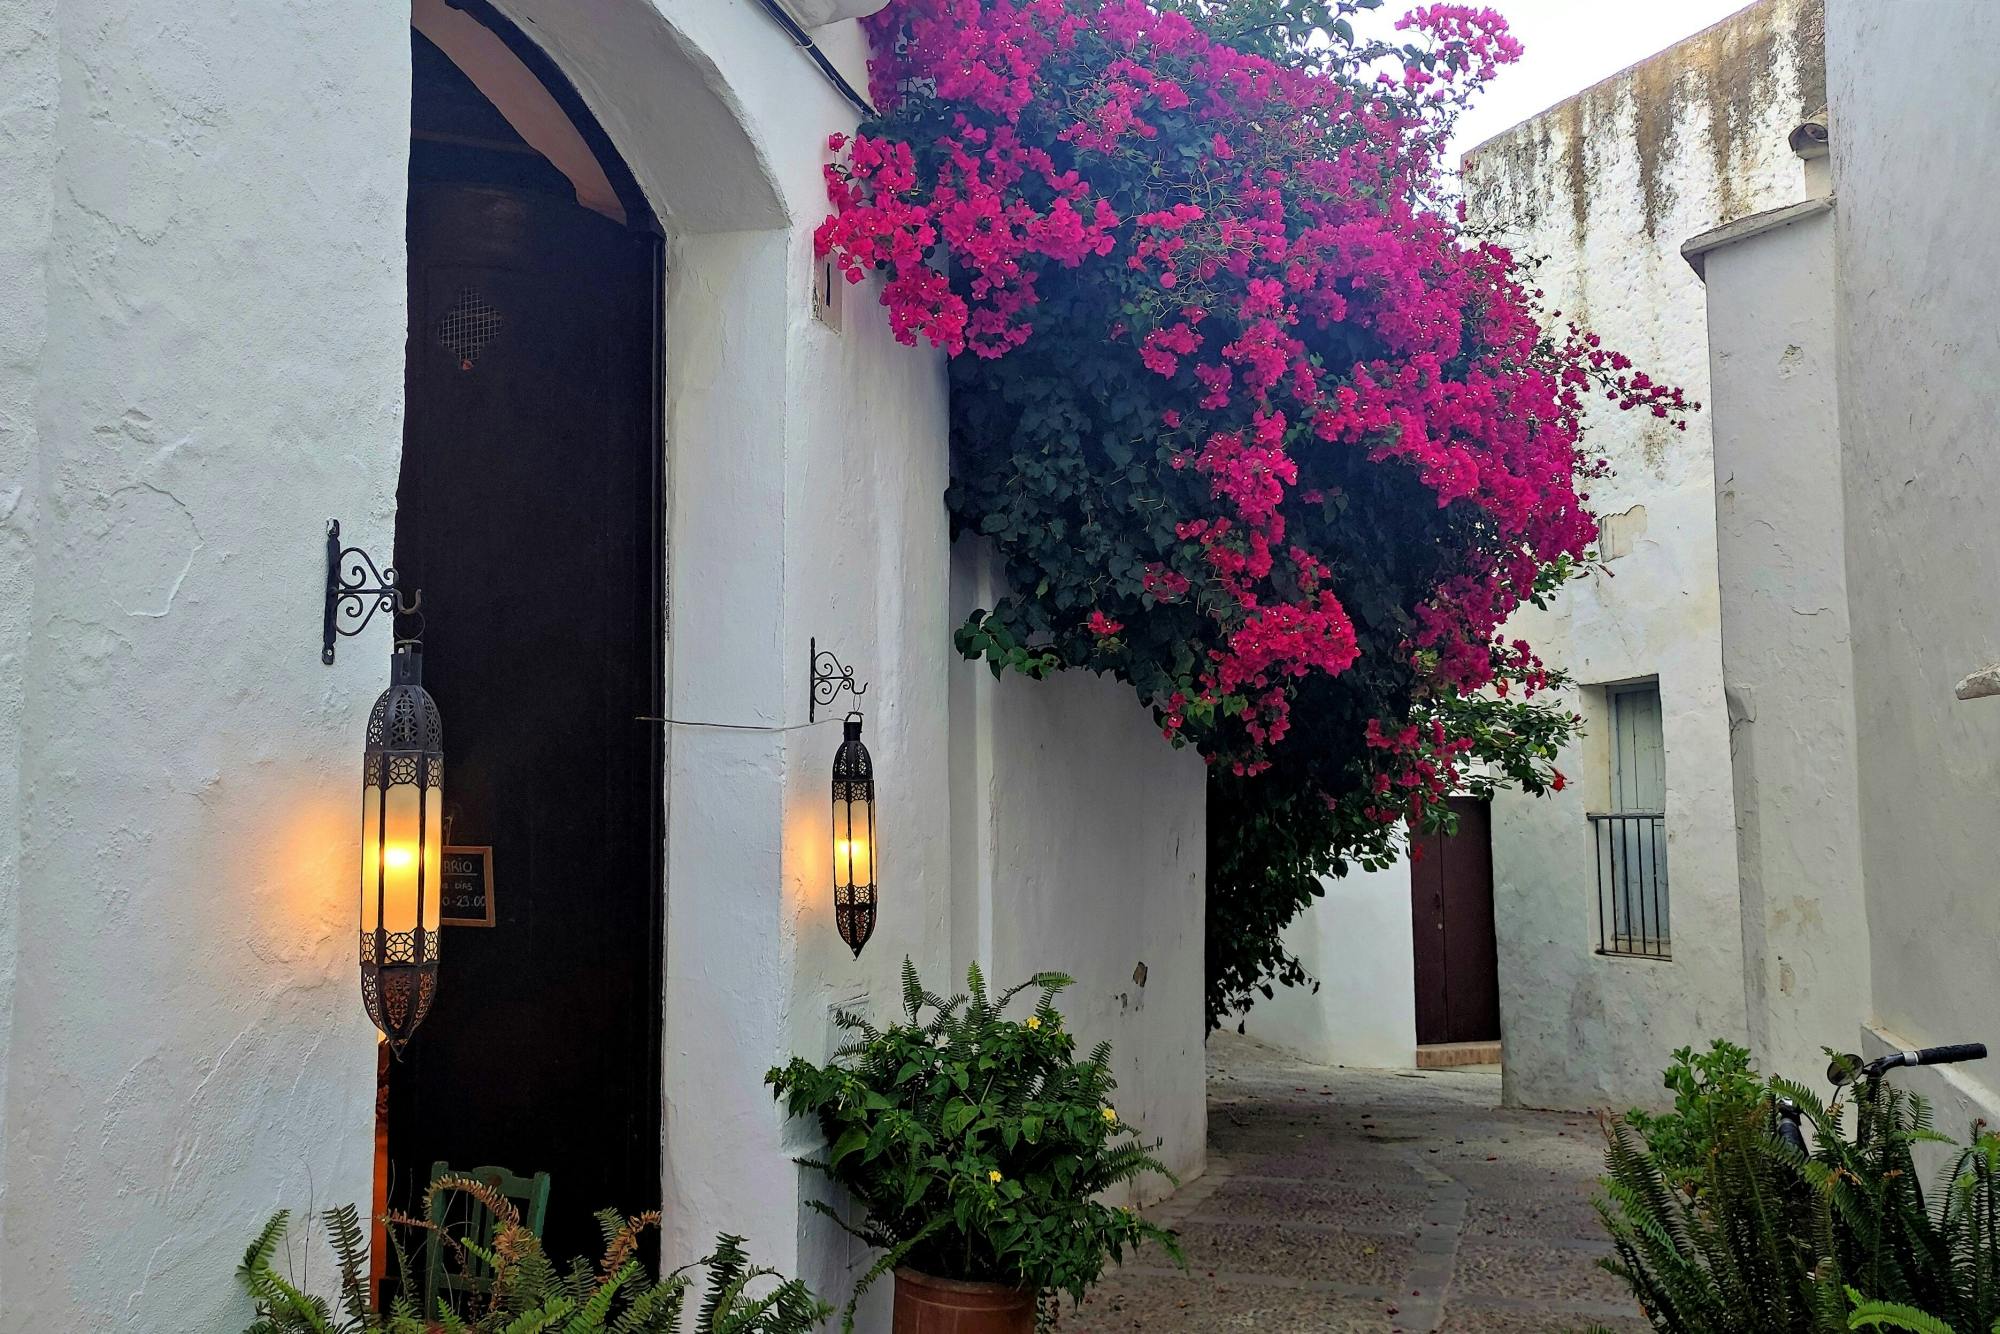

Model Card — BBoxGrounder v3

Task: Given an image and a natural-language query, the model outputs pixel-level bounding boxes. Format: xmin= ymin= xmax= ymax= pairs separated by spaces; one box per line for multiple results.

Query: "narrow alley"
xmin=1065 ymin=1035 xmax=1647 ymax=1333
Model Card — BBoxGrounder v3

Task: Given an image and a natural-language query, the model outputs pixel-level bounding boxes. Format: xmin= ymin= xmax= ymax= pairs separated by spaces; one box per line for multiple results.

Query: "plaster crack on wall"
xmin=101 ymin=482 xmax=200 ymax=618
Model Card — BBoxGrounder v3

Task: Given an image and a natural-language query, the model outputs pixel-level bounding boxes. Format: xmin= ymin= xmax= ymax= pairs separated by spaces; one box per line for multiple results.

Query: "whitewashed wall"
xmin=0 ymin=0 xmax=59 ymax=1224
xmin=1694 ymin=199 xmax=1869 ymax=1092
xmin=1238 ymin=859 xmax=1417 ymax=1071
xmin=947 ymin=546 xmax=1209 ymax=1197
xmin=1822 ymin=0 xmax=2000 ymax=1123
xmin=0 ymin=0 xmax=1208 ymax=1325
xmin=0 ymin=2 xmax=410 ymax=1326
xmin=1460 ymin=0 xmax=1823 ymax=1110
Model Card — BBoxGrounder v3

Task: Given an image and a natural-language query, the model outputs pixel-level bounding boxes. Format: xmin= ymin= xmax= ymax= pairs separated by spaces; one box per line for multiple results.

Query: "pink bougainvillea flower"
xmin=819 ymin=0 xmax=1687 ymax=815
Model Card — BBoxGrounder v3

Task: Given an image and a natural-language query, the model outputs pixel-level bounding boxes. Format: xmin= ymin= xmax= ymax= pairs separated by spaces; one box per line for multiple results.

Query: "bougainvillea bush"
xmin=819 ymin=0 xmax=1689 ymax=1022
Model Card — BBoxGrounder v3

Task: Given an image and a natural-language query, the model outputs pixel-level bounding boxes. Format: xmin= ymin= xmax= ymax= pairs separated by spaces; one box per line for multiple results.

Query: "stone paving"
xmin=1060 ymin=1034 xmax=1649 ymax=1333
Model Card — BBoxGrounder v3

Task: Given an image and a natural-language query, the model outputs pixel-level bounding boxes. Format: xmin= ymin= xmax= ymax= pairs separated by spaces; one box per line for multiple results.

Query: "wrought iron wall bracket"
xmin=810 ymin=637 xmax=868 ymax=722
xmin=323 ymin=519 xmax=421 ymax=664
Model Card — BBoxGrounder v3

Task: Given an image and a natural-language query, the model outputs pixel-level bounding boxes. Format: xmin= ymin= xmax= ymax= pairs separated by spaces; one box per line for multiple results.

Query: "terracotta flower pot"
xmin=892 ymin=1268 xmax=1035 ymax=1334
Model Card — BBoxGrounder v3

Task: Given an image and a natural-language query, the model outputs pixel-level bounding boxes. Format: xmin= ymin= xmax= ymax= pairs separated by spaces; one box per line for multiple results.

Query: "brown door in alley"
xmin=1409 ymin=798 xmax=1500 ymax=1045
xmin=385 ymin=15 xmax=662 ymax=1269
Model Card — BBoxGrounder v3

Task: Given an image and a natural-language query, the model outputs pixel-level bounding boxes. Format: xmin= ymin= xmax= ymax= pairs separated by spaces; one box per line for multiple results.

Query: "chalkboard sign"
xmin=440 ymin=845 xmax=496 ymax=927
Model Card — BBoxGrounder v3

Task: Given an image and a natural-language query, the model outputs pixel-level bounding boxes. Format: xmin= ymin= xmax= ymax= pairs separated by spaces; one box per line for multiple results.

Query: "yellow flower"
xmin=1102 ymin=1107 xmax=1118 ymax=1123
xmin=988 ymin=1170 xmax=1003 ymax=1183
xmin=1025 ymin=1016 xmax=1042 ymax=1030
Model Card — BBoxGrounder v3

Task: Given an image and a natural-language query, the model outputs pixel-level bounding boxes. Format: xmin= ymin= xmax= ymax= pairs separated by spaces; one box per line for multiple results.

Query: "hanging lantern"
xmin=831 ymin=711 xmax=876 ymax=956
xmin=360 ymin=643 xmax=444 ymax=1052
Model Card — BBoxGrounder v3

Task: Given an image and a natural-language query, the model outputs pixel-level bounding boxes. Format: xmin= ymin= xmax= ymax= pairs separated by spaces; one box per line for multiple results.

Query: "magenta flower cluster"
xmin=819 ymin=0 xmax=1686 ymax=814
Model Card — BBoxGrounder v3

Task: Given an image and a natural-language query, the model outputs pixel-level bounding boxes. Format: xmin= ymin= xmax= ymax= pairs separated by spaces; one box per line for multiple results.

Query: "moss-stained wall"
xmin=1467 ymin=0 xmax=1825 ymax=243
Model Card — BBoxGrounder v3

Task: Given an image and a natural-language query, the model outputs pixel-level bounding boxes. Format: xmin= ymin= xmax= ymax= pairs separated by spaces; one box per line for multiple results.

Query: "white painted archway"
xmin=407 ymin=0 xmax=951 ymax=1297
xmin=472 ymin=0 xmax=842 ymax=1276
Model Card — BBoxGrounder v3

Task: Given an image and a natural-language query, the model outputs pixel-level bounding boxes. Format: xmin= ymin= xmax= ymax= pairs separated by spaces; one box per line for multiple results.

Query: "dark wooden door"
xmin=388 ymin=182 xmax=662 ymax=1265
xmin=1409 ymin=798 xmax=1500 ymax=1045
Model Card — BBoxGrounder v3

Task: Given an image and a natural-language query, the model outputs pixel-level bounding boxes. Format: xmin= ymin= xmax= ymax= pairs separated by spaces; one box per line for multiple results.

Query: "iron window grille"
xmin=1589 ymin=810 xmax=1669 ymax=958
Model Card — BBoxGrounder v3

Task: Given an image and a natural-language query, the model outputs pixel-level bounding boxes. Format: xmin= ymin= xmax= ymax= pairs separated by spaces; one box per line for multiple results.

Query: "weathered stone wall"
xmin=1466 ymin=1 xmax=1824 ymax=249
xmin=1461 ymin=0 xmax=1824 ymax=1110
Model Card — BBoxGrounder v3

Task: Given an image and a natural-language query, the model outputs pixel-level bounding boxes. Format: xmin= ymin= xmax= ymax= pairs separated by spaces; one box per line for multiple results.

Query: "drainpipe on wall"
xmin=753 ymin=0 xmax=881 ymax=118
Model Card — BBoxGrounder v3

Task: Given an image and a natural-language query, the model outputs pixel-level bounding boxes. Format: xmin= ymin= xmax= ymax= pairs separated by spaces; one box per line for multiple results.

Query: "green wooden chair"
xmin=421 ymin=1160 xmax=552 ymax=1318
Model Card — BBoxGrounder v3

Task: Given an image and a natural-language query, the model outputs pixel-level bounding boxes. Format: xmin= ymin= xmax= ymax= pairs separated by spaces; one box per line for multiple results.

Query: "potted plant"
xmin=767 ymin=960 xmax=1181 ymax=1332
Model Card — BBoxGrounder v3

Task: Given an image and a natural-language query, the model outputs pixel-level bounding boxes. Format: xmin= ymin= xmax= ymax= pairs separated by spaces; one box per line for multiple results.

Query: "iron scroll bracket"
xmin=323 ymin=519 xmax=422 ymax=664
xmin=810 ymin=637 xmax=868 ymax=723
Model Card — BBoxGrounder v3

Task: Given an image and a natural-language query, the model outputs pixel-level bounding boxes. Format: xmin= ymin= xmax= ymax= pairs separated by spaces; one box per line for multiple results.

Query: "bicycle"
xmin=1775 ymin=1041 xmax=1988 ymax=1152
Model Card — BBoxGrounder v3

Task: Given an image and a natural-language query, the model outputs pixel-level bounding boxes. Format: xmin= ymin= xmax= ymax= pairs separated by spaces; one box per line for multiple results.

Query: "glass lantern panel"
xmin=421 ymin=780 xmax=443 ymax=934
xmin=361 ymin=782 xmax=384 ymax=932
xmin=360 ymin=781 xmax=427 ymax=935
xmin=834 ymin=795 xmax=874 ymax=888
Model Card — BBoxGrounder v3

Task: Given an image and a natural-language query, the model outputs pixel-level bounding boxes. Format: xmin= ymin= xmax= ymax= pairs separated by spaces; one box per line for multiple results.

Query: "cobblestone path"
xmin=1061 ymin=1034 xmax=1648 ymax=1333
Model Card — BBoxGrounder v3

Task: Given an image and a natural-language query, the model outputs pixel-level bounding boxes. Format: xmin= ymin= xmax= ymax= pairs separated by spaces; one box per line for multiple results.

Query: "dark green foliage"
xmin=237 ymin=1182 xmax=829 ymax=1334
xmin=1596 ymin=1047 xmax=2000 ymax=1333
xmin=766 ymin=960 xmax=1180 ymax=1329
xmin=1623 ymin=1040 xmax=1768 ymax=1195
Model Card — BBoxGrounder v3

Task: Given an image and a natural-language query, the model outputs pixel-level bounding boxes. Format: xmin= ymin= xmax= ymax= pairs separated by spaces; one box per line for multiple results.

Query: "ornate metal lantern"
xmin=831 ymin=712 xmax=876 ymax=956
xmin=360 ymin=643 xmax=444 ymax=1052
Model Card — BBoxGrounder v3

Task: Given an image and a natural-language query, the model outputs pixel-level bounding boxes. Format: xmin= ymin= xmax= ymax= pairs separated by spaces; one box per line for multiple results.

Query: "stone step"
xmin=1414 ymin=1040 xmax=1501 ymax=1069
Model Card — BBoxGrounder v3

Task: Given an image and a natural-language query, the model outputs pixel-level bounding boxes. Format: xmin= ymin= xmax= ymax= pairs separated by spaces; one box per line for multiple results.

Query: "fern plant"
xmin=1596 ymin=1095 xmax=1843 ymax=1331
xmin=1596 ymin=1046 xmax=2000 ymax=1333
xmin=766 ymin=959 xmax=1180 ymax=1329
xmin=238 ymin=1177 xmax=830 ymax=1333
xmin=1846 ymin=1289 xmax=1970 ymax=1333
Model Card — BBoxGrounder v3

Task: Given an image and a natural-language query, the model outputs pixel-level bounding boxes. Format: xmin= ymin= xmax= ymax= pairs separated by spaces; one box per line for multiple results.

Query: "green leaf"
xmin=828 ymin=1127 xmax=869 ymax=1169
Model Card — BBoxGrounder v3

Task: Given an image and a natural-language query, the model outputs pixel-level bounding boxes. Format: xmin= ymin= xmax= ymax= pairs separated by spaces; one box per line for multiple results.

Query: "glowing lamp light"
xmin=831 ymin=712 xmax=876 ymax=956
xmin=360 ymin=643 xmax=444 ymax=1053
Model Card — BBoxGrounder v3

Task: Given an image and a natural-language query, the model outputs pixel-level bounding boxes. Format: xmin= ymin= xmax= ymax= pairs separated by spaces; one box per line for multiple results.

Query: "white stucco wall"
xmin=1459 ymin=0 xmax=1823 ymax=1110
xmin=1696 ymin=200 xmax=1871 ymax=1090
xmin=0 ymin=0 xmax=1210 ymax=1324
xmin=948 ymin=546 xmax=1209 ymax=1199
xmin=0 ymin=0 xmax=60 ymax=1227
xmin=1823 ymin=0 xmax=2000 ymax=1119
xmin=1237 ymin=859 xmax=1417 ymax=1071
xmin=0 ymin=2 xmax=410 ymax=1326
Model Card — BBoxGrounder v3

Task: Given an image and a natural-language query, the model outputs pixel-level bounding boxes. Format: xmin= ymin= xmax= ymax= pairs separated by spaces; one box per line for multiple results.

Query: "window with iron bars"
xmin=1591 ymin=681 xmax=1669 ymax=958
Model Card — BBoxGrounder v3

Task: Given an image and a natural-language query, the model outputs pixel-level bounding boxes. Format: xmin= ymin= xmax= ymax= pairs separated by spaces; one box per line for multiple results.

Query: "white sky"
xmin=1359 ymin=0 xmax=1759 ymax=164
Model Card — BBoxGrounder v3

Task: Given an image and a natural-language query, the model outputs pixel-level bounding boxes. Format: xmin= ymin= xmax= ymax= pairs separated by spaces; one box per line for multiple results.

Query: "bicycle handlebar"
xmin=1791 ymin=1045 xmax=1987 ymax=1152
xmin=1876 ymin=1043 xmax=1987 ymax=1076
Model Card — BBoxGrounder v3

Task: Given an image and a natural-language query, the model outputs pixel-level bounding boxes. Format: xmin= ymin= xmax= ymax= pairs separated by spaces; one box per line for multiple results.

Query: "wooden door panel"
xmin=1409 ymin=824 xmax=1450 ymax=1046
xmin=1409 ymin=798 xmax=1499 ymax=1046
xmin=1438 ymin=799 xmax=1499 ymax=1042
xmin=388 ymin=183 xmax=662 ymax=1266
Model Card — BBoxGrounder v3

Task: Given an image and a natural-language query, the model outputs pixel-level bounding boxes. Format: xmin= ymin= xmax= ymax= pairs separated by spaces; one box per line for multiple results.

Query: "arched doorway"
xmin=383 ymin=0 xmax=664 ymax=1270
